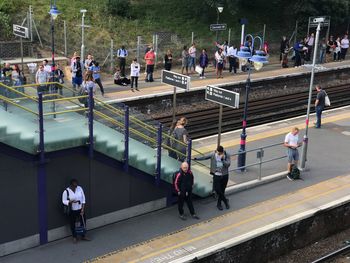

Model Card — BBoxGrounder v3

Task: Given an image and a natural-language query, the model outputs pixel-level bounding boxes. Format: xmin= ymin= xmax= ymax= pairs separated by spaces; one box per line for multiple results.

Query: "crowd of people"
xmin=280 ymin=33 xmax=349 ymax=68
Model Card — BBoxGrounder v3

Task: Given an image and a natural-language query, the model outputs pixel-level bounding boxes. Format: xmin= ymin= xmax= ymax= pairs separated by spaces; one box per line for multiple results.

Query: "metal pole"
xmin=50 ymin=6 xmax=55 ymax=96
xmin=29 ymin=5 xmax=33 ymax=42
xmin=241 ymin=24 xmax=245 ymax=46
xmin=326 ymin=19 xmax=331 ymax=44
xmin=88 ymin=86 xmax=94 ymax=159
xmin=187 ymin=139 xmax=192 ymax=169
xmin=307 ymin=17 xmax=310 ymax=37
xmin=228 ymin=28 xmax=231 ymax=46
xmin=81 ymin=12 xmax=85 ymax=62
xmin=155 ymin=34 xmax=158 ymax=69
xmin=110 ymin=39 xmax=114 ymax=72
xmin=237 ymin=65 xmax=251 ymax=171
xmin=300 ymin=22 xmax=321 ymax=170
xmin=63 ymin=20 xmax=67 ymax=57
xmin=137 ymin=36 xmax=141 ymax=63
xmin=124 ymin=105 xmax=129 ymax=172
xmin=295 ymin=20 xmax=298 ymax=45
xmin=172 ymin=86 xmax=177 ymax=123
xmin=191 ymin=32 xmax=194 ymax=44
xmin=262 ymin=24 xmax=266 ymax=44
xmin=20 ymin=37 xmax=24 ymax=73
xmin=37 ymin=92 xmax=48 ymax=245
xmin=216 ymin=10 xmax=219 ymax=42
xmin=217 ymin=104 xmax=223 ymax=148
xmin=156 ymin=123 xmax=162 ymax=186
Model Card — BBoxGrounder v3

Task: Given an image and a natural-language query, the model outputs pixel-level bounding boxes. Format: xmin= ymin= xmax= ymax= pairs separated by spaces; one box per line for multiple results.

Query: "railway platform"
xmin=2 ymin=106 xmax=350 ymax=263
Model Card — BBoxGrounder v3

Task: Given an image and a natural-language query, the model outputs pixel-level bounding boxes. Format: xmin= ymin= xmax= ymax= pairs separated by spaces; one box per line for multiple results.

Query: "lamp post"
xmin=300 ymin=19 xmax=322 ymax=170
xmin=216 ymin=3 xmax=224 ymax=42
xmin=235 ymin=35 xmax=269 ymax=171
xmin=49 ymin=0 xmax=60 ymax=79
xmin=80 ymin=9 xmax=87 ymax=62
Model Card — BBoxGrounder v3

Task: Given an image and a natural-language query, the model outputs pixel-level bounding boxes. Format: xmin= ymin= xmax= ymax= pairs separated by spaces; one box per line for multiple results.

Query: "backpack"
xmin=290 ymin=164 xmax=301 ymax=180
xmin=62 ymin=189 xmax=71 ymax=216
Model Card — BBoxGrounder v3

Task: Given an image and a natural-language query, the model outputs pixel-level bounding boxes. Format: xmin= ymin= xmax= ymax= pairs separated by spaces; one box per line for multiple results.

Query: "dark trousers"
xmin=213 ymin=174 xmax=229 ymax=206
xmin=341 ymin=48 xmax=348 ymax=60
xmin=95 ymin=78 xmax=104 ymax=94
xmin=69 ymin=209 xmax=86 ymax=238
xmin=228 ymin=57 xmax=237 ymax=73
xmin=164 ymin=63 xmax=172 ymax=71
xmin=131 ymin=76 xmax=138 ymax=89
xmin=146 ymin=65 xmax=154 ymax=81
xmin=316 ymin=105 xmax=324 ymax=128
xmin=119 ymin=58 xmax=126 ymax=76
xmin=294 ymin=52 xmax=301 ymax=67
xmin=178 ymin=192 xmax=195 ymax=216
xmin=200 ymin=67 xmax=205 ymax=77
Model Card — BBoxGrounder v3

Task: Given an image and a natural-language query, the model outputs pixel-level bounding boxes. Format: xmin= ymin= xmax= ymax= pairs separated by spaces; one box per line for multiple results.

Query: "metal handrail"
xmin=0 ymin=94 xmax=38 ymax=115
xmin=0 ymin=82 xmax=38 ymax=102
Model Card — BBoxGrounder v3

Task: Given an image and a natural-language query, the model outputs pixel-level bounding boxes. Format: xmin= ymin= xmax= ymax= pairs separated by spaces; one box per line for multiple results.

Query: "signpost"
xmin=161 ymin=70 xmax=191 ymax=122
xmin=205 ymin=85 xmax=240 ymax=147
xmin=210 ymin=24 xmax=227 ymax=31
xmin=13 ymin=24 xmax=29 ymax=73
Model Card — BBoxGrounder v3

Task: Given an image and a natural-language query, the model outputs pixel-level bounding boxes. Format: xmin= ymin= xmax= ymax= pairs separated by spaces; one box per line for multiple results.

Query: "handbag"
xmin=195 ymin=65 xmax=203 ymax=74
xmin=75 ymin=215 xmax=87 ymax=236
xmin=63 ymin=189 xmax=71 ymax=216
xmin=325 ymin=92 xmax=331 ymax=106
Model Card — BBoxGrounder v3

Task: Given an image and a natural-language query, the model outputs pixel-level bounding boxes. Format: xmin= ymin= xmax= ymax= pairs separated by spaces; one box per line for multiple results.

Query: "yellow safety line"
xmin=194 ymin=111 xmax=350 ymax=154
xmin=104 ymin=176 xmax=350 ymax=263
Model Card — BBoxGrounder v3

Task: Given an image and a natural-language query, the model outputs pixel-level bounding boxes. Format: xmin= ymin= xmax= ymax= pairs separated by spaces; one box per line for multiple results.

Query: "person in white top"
xmin=42 ymin=59 xmax=52 ymax=74
xmin=188 ymin=43 xmax=196 ymax=73
xmin=340 ymin=34 xmax=349 ymax=60
xmin=81 ymin=72 xmax=96 ymax=107
xmin=284 ymin=127 xmax=302 ymax=178
xmin=215 ymin=49 xmax=225 ymax=78
xmin=227 ymin=44 xmax=238 ymax=74
xmin=130 ymin=58 xmax=140 ymax=92
xmin=62 ymin=179 xmax=89 ymax=243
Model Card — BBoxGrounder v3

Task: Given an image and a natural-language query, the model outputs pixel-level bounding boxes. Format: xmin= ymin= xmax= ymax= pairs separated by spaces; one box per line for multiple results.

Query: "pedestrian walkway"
xmin=2 ymin=107 xmax=349 ymax=263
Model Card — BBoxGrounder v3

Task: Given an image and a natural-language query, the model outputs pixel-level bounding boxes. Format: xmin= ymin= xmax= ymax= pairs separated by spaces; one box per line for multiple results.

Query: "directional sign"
xmin=210 ymin=24 xmax=227 ymax=31
xmin=161 ymin=70 xmax=190 ymax=90
xmin=205 ymin=85 xmax=239 ymax=108
xmin=13 ymin=24 xmax=29 ymax=38
xmin=309 ymin=16 xmax=330 ymax=27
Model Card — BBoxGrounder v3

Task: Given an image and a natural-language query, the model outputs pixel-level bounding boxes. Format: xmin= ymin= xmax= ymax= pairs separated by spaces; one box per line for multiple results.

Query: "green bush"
xmin=106 ymin=0 xmax=131 ymax=17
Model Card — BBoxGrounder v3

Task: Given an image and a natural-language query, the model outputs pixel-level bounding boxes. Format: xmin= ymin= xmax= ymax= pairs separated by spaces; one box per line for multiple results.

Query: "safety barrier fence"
xmin=0 ymin=81 xmax=211 ymax=185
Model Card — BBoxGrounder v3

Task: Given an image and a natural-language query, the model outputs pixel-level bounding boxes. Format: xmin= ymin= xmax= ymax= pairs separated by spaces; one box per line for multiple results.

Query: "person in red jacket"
xmin=174 ymin=162 xmax=200 ymax=220
xmin=144 ymin=48 xmax=155 ymax=82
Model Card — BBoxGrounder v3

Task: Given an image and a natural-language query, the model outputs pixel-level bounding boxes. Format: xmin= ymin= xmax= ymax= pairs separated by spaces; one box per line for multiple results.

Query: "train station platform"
xmin=2 ymin=106 xmax=349 ymax=263
xmin=97 ymin=60 xmax=350 ymax=103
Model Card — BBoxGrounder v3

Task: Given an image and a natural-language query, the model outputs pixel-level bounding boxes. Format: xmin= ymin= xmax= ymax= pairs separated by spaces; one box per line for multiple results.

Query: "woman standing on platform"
xmin=130 ymin=58 xmax=140 ymax=92
xmin=215 ymin=48 xmax=225 ymax=78
xmin=173 ymin=117 xmax=189 ymax=162
xmin=181 ymin=46 xmax=189 ymax=75
xmin=199 ymin=49 xmax=209 ymax=79
xmin=62 ymin=179 xmax=90 ymax=243
xmin=164 ymin=50 xmax=173 ymax=71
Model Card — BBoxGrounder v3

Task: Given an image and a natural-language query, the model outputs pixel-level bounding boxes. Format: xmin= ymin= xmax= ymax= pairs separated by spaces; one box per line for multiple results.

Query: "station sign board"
xmin=13 ymin=24 xmax=29 ymax=38
xmin=161 ymin=70 xmax=190 ymax=91
xmin=309 ymin=16 xmax=330 ymax=27
xmin=205 ymin=85 xmax=239 ymax=108
xmin=210 ymin=24 xmax=227 ymax=31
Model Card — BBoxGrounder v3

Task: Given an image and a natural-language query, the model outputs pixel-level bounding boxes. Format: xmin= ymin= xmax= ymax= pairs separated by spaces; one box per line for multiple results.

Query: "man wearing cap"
xmin=195 ymin=145 xmax=231 ymax=210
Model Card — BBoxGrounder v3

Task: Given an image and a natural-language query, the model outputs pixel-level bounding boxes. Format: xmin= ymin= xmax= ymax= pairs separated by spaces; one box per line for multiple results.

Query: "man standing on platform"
xmin=284 ymin=127 xmax=302 ymax=180
xmin=174 ymin=162 xmax=200 ymax=220
xmin=314 ymin=85 xmax=326 ymax=128
xmin=117 ymin=45 xmax=128 ymax=77
xmin=144 ymin=48 xmax=155 ymax=82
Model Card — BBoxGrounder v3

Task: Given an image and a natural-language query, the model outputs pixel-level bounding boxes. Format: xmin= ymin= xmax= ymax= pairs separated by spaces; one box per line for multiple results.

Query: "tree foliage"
xmin=106 ymin=0 xmax=131 ymax=17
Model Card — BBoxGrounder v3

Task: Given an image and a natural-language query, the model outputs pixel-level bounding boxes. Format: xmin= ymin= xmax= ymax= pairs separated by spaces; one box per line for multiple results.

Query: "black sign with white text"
xmin=205 ymin=85 xmax=239 ymax=108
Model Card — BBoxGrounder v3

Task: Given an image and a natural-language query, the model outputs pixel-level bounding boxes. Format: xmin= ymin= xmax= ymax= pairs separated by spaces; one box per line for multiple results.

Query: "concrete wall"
xmin=196 ymin=201 xmax=350 ymax=263
xmin=0 ymin=144 xmax=169 ymax=256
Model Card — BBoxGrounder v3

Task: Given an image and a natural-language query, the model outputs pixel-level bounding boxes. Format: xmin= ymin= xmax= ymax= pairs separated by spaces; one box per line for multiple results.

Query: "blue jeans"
xmin=319 ymin=50 xmax=326 ymax=64
xmin=316 ymin=105 xmax=324 ymax=128
xmin=188 ymin=57 xmax=196 ymax=70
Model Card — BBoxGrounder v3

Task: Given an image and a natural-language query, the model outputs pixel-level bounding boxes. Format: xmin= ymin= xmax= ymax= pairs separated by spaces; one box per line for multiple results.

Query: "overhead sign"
xmin=309 ymin=16 xmax=330 ymax=27
xmin=161 ymin=70 xmax=190 ymax=91
xmin=13 ymin=24 xmax=29 ymax=38
xmin=205 ymin=85 xmax=239 ymax=108
xmin=210 ymin=24 xmax=227 ymax=31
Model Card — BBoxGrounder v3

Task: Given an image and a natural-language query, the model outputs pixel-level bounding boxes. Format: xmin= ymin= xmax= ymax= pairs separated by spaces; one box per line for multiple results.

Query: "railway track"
xmin=154 ymin=84 xmax=350 ymax=139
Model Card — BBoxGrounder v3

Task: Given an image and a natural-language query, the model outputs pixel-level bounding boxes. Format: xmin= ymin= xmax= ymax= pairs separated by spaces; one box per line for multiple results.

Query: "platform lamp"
xmin=216 ymin=2 xmax=224 ymax=42
xmin=49 ymin=1 xmax=60 ymax=80
xmin=235 ymin=35 xmax=269 ymax=172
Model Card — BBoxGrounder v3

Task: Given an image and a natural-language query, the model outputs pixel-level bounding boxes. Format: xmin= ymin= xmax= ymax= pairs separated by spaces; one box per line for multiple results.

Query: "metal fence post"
xmin=156 ymin=123 xmax=162 ymax=186
xmin=187 ymin=139 xmax=192 ymax=169
xmin=124 ymin=105 xmax=129 ymax=172
xmin=88 ymin=87 xmax=94 ymax=159
xmin=110 ymin=39 xmax=114 ymax=72
xmin=137 ymin=36 xmax=141 ymax=63
xmin=155 ymin=34 xmax=159 ymax=69
xmin=63 ymin=20 xmax=67 ymax=57
xmin=191 ymin=32 xmax=194 ymax=44
xmin=37 ymin=92 xmax=48 ymax=245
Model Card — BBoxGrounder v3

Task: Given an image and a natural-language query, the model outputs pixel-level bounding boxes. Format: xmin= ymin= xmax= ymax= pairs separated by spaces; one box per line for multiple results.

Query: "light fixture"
xmin=240 ymin=58 xmax=248 ymax=66
xmin=217 ymin=6 xmax=224 ymax=13
xmin=250 ymin=50 xmax=268 ymax=70
xmin=49 ymin=5 xmax=60 ymax=20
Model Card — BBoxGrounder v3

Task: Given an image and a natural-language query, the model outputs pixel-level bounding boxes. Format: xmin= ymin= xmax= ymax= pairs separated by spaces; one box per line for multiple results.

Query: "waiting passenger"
xmin=62 ymin=179 xmax=90 ymax=243
xmin=195 ymin=145 xmax=231 ymax=210
xmin=130 ymin=58 xmax=140 ymax=92
xmin=114 ymin=68 xmax=130 ymax=86
xmin=173 ymin=117 xmax=189 ymax=162
xmin=284 ymin=127 xmax=302 ymax=180
xmin=174 ymin=162 xmax=199 ymax=220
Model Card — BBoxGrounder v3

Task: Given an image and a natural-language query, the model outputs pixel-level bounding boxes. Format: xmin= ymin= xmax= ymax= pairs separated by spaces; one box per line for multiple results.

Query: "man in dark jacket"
xmin=174 ymin=162 xmax=200 ymax=220
xmin=195 ymin=145 xmax=231 ymax=210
